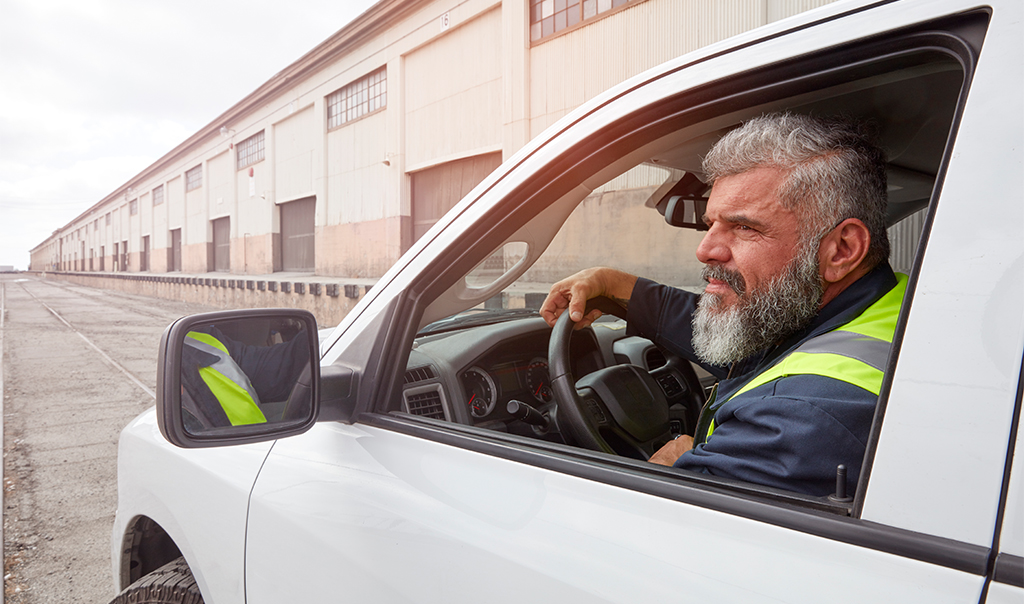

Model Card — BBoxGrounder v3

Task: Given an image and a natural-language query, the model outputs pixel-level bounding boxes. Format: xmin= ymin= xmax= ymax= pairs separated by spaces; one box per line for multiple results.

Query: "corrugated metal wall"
xmin=888 ymin=208 xmax=927 ymax=275
xmin=528 ymin=0 xmax=773 ymax=138
xmin=404 ymin=7 xmax=503 ymax=169
xmin=276 ymin=106 xmax=317 ymax=203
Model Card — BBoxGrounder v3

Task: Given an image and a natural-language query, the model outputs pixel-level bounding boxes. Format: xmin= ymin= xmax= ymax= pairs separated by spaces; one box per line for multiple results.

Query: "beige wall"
xmin=528 ymin=0 xmax=767 ymax=138
xmin=32 ymin=0 xmax=837 ymax=283
xmin=404 ymin=7 xmax=503 ymax=169
xmin=231 ymin=233 xmax=275 ymax=275
xmin=318 ymin=215 xmax=409 ymax=279
xmin=275 ymin=106 xmax=317 ymax=203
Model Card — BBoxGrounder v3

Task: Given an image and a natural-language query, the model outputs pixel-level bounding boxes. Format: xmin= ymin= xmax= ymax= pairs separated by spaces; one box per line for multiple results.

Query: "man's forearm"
xmin=596 ymin=267 xmax=639 ymax=310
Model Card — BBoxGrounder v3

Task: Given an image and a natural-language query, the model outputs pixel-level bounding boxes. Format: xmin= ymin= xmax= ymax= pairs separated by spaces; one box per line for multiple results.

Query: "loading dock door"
xmin=170 ymin=229 xmax=182 ymax=272
xmin=213 ymin=217 xmax=230 ymax=272
xmin=411 ymin=152 xmax=502 ymax=242
xmin=280 ymin=197 xmax=315 ymax=272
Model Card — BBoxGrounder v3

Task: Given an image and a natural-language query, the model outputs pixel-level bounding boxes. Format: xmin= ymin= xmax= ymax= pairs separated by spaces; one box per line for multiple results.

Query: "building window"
xmin=185 ymin=165 xmax=203 ymax=191
xmin=153 ymin=185 xmax=164 ymax=205
xmin=327 ymin=67 xmax=387 ymax=130
xmin=129 ymin=200 xmax=138 ymax=215
xmin=237 ymin=130 xmax=265 ymax=170
xmin=530 ymin=0 xmax=635 ymax=42
xmin=105 ymin=213 xmax=111 ymax=226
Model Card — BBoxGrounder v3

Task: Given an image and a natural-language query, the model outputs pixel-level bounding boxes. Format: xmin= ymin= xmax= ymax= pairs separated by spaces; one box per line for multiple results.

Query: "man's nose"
xmin=696 ymin=225 xmax=730 ymax=265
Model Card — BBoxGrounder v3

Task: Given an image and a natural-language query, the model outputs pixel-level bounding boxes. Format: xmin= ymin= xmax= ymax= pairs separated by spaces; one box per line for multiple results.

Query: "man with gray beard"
xmin=540 ymin=113 xmax=906 ymax=497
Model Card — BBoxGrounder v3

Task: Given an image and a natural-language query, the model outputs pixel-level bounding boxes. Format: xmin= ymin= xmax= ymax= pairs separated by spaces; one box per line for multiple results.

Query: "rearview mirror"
xmin=156 ymin=309 xmax=320 ymax=448
xmin=654 ymin=172 xmax=709 ymax=230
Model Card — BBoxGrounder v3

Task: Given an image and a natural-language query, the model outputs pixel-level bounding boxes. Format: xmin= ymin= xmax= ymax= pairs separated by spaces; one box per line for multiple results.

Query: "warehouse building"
xmin=30 ymin=0 xmax=849 ymax=293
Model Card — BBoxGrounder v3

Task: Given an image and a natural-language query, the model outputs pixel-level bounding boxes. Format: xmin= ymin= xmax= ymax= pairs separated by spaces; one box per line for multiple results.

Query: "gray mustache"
xmin=701 ymin=264 xmax=746 ymax=297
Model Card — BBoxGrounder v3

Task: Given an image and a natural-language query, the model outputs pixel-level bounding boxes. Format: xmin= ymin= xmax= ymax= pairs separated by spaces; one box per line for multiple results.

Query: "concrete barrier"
xmin=36 ymin=270 xmax=376 ymax=328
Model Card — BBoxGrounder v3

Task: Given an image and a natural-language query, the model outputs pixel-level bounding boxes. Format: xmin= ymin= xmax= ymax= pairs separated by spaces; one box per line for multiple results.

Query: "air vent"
xmin=657 ymin=374 xmax=683 ymax=398
xmin=645 ymin=348 xmax=668 ymax=370
xmin=405 ymin=389 xmax=445 ymax=419
xmin=405 ymin=365 xmax=436 ymax=384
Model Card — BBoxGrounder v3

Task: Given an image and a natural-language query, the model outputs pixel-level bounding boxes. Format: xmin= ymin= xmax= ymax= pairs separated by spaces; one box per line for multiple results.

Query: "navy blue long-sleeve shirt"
xmin=626 ymin=263 xmax=899 ymax=496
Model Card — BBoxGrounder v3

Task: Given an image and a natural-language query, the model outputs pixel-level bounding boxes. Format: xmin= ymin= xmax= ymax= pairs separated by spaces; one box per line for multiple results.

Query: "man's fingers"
xmin=568 ymin=282 xmax=593 ymax=322
xmin=573 ymin=308 xmax=604 ymax=330
xmin=539 ymin=289 xmax=570 ymax=327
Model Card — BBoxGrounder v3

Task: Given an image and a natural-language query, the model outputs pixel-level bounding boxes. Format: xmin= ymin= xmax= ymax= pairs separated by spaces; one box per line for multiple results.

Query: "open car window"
xmin=376 ymin=12 xmax=983 ymax=513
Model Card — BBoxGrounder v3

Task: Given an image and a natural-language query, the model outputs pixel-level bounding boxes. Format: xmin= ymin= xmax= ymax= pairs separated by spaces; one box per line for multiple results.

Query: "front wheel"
xmin=108 ymin=557 xmax=204 ymax=604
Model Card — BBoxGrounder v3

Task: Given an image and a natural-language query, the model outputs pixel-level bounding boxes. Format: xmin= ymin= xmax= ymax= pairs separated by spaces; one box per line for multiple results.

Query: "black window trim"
xmin=985 ymin=354 xmax=1024 ymax=592
xmin=993 ymin=553 xmax=1024 ymax=588
xmin=354 ymin=5 xmax=993 ymax=580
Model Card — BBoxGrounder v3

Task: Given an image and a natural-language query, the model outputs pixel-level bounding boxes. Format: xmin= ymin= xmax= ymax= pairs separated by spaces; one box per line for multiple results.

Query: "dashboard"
xmin=401 ymin=314 xmax=704 ymax=446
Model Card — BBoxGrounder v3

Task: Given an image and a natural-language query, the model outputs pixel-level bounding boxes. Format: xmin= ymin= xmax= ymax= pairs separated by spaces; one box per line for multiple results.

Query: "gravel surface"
xmin=1 ymin=275 xmax=216 ymax=603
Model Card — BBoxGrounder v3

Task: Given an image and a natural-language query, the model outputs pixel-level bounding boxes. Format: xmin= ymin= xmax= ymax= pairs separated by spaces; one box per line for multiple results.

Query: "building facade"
xmin=30 ymin=0 xmax=838 ymax=284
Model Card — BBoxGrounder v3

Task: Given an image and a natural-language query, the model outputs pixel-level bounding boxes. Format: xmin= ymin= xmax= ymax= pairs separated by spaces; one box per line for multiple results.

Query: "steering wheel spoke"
xmin=548 ymin=297 xmax=675 ymax=459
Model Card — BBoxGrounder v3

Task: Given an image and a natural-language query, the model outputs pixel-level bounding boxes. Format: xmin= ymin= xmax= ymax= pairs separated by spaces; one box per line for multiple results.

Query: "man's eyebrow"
xmin=703 ymin=212 xmax=768 ymax=229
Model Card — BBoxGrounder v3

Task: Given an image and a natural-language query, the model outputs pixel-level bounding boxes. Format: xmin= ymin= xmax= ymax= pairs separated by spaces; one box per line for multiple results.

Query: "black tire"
xmin=108 ymin=556 xmax=204 ymax=604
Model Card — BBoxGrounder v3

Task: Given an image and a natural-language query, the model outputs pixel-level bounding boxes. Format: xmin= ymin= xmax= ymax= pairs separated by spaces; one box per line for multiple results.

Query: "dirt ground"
xmin=1 ymin=274 xmax=216 ymax=603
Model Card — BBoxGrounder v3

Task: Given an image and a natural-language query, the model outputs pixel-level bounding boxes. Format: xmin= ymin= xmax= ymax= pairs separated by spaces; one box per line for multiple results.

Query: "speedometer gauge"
xmin=524 ymin=359 xmax=552 ymax=403
xmin=462 ymin=366 xmax=497 ymax=418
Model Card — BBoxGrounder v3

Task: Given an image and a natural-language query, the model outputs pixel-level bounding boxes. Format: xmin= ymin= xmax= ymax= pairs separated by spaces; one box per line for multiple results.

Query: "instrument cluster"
xmin=459 ymin=356 xmax=552 ymax=420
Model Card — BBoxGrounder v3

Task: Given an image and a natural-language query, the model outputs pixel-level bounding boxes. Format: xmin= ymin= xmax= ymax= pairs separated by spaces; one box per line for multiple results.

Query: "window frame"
xmin=343 ymin=10 xmax=989 ymax=578
xmin=185 ymin=165 xmax=203 ymax=192
xmin=326 ymin=67 xmax=387 ymax=131
xmin=530 ymin=0 xmax=641 ymax=44
xmin=236 ymin=130 xmax=265 ymax=170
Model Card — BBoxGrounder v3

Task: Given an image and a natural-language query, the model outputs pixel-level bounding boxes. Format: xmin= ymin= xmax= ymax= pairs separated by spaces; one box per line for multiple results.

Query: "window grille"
xmin=327 ymin=67 xmax=387 ymax=130
xmin=153 ymin=185 xmax=164 ymax=205
xmin=185 ymin=165 xmax=202 ymax=191
xmin=530 ymin=0 xmax=636 ymax=42
xmin=237 ymin=130 xmax=265 ymax=170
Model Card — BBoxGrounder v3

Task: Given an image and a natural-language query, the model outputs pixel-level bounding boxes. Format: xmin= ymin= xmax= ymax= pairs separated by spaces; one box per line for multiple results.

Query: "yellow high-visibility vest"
xmin=700 ymin=273 xmax=908 ymax=443
xmin=185 ymin=331 xmax=267 ymax=426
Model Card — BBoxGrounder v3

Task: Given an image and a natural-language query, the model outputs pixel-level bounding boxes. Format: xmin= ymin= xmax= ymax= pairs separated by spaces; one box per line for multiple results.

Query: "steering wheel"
xmin=548 ymin=297 xmax=679 ymax=459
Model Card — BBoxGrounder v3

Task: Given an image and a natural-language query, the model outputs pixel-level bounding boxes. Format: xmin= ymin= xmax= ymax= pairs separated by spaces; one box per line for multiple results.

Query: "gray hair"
xmin=702 ymin=113 xmax=890 ymax=268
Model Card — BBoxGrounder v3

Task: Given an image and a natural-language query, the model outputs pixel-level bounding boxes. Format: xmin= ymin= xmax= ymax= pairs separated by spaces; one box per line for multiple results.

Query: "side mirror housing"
xmin=156 ymin=308 xmax=320 ymax=448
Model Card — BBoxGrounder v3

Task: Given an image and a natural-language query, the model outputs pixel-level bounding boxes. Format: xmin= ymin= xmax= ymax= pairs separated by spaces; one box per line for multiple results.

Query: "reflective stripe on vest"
xmin=703 ymin=273 xmax=908 ymax=441
xmin=185 ymin=331 xmax=267 ymax=426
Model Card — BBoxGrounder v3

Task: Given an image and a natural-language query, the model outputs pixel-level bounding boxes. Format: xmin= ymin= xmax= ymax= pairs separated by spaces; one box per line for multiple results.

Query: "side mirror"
xmin=156 ymin=308 xmax=320 ymax=448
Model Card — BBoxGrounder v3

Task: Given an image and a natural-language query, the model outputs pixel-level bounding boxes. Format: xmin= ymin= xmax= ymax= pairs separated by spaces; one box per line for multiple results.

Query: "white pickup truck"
xmin=109 ymin=0 xmax=1023 ymax=602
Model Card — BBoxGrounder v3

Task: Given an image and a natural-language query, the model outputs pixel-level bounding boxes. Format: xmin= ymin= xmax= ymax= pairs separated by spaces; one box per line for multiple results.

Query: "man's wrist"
xmin=597 ymin=268 xmax=638 ymax=308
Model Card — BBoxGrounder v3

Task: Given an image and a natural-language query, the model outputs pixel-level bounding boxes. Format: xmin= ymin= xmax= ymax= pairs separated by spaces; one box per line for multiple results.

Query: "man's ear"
xmin=818 ymin=218 xmax=871 ymax=284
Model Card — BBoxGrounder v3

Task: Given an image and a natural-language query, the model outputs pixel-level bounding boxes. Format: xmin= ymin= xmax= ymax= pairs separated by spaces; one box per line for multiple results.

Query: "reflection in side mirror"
xmin=156 ymin=309 xmax=320 ymax=448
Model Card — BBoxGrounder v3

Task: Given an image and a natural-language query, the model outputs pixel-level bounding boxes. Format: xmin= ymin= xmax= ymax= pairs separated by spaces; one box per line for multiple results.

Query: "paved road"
xmin=1 ymin=275 xmax=216 ymax=603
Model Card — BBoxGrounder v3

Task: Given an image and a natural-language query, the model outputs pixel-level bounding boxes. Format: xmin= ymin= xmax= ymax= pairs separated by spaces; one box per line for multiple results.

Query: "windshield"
xmin=418 ymin=307 xmax=540 ymax=336
xmin=423 ymin=163 xmax=710 ymax=330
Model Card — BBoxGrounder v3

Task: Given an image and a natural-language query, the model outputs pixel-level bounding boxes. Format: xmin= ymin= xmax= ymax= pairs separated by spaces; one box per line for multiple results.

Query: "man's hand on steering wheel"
xmin=540 ymin=267 xmax=639 ymax=329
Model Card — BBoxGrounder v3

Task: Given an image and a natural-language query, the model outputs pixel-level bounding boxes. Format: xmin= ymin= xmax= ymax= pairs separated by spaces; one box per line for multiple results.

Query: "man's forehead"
xmin=705 ymin=167 xmax=794 ymax=222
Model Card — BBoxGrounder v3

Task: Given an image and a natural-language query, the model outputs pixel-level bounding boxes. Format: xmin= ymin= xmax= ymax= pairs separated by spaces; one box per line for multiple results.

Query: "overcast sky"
xmin=0 ymin=0 xmax=379 ymax=269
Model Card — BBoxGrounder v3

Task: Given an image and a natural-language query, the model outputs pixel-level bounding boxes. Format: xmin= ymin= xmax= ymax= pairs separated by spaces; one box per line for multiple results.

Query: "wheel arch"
xmin=117 ymin=515 xmax=184 ymax=590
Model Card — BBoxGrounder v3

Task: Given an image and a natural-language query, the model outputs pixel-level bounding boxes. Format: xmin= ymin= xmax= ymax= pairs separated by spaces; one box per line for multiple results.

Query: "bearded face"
xmin=691 ymin=236 xmax=825 ymax=366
